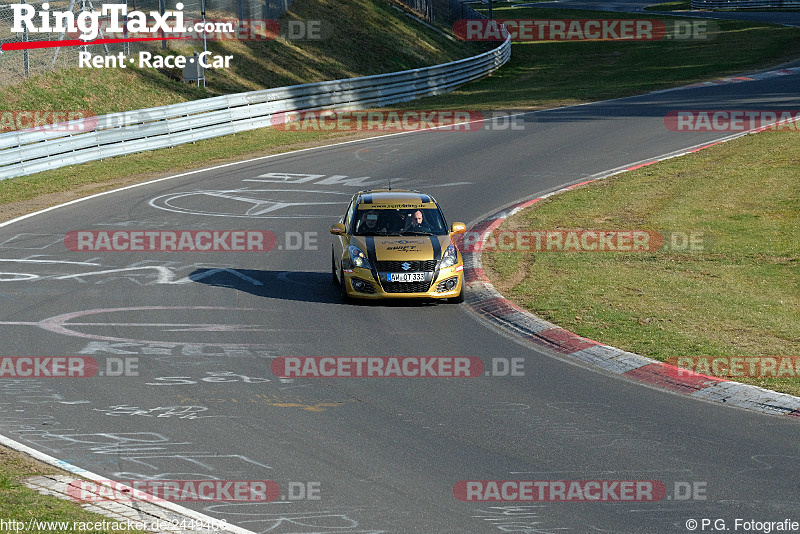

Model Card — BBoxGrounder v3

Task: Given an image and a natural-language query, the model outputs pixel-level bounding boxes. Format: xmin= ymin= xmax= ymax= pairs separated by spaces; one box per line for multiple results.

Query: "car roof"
xmin=354 ymin=189 xmax=438 ymax=209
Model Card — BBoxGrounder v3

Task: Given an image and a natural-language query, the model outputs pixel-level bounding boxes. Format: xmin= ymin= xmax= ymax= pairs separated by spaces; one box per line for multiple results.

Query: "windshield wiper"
xmin=400 ymin=230 xmax=433 ymax=236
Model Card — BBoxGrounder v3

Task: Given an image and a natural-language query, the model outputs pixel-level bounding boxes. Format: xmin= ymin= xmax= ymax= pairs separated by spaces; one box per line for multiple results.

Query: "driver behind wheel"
xmin=403 ymin=210 xmax=431 ymax=232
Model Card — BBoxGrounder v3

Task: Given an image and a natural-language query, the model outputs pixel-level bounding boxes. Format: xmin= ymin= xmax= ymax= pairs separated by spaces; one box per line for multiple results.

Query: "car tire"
xmin=331 ymin=249 xmax=338 ymax=285
xmin=449 ymin=284 xmax=465 ymax=304
xmin=339 ymin=268 xmax=350 ymax=302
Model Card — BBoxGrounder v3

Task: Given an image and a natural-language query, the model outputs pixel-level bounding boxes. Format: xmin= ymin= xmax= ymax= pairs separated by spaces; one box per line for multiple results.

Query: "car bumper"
xmin=343 ymin=265 xmax=464 ymax=299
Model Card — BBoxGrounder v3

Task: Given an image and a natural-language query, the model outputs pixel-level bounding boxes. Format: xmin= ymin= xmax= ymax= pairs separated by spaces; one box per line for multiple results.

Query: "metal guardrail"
xmin=690 ymin=0 xmax=800 ymax=8
xmin=394 ymin=0 xmax=489 ymax=23
xmin=0 ymin=35 xmax=510 ymax=180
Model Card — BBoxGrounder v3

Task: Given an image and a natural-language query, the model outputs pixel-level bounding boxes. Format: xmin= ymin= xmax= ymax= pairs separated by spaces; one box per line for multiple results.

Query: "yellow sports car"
xmin=330 ymin=189 xmax=466 ymax=302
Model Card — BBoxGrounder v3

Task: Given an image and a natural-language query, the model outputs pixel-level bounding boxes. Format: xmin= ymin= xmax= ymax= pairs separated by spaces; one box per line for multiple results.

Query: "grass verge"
xmin=2 ymin=2 xmax=798 ymax=530
xmin=0 ymin=127 xmax=379 ymax=222
xmin=645 ymin=1 xmax=692 ymax=11
xmin=0 ymin=0 xmax=483 ymax=115
xmin=483 ymin=127 xmax=800 ymax=395
xmin=2 ymin=9 xmax=799 ymax=219
xmin=644 ymin=1 xmax=800 ymax=10
xmin=0 ymin=446 xmax=143 ymax=534
xmin=400 ymin=6 xmax=800 ymax=111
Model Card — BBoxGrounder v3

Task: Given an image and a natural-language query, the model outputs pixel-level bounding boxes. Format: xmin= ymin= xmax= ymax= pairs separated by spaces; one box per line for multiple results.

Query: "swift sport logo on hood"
xmin=386 ymin=245 xmax=421 ymax=252
xmin=374 ymin=238 xmax=434 ymax=259
xmin=376 ymin=239 xmax=425 ymax=246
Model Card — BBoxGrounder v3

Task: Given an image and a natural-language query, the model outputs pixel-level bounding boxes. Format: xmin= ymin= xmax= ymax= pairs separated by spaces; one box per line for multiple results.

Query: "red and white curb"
xmin=461 ymin=145 xmax=800 ymax=419
xmin=654 ymin=66 xmax=800 ymax=93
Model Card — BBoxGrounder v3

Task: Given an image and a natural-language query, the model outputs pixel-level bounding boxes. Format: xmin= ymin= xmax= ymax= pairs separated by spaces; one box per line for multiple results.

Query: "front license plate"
xmin=387 ymin=272 xmax=425 ymax=282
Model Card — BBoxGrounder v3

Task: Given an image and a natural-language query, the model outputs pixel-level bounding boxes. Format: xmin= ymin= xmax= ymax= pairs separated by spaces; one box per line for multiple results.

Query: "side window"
xmin=436 ymin=207 xmax=448 ymax=234
xmin=343 ymin=200 xmax=356 ymax=232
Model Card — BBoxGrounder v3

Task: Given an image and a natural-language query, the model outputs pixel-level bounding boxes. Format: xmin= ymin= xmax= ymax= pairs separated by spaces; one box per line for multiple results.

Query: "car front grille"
xmin=381 ymin=281 xmax=432 ymax=293
xmin=376 ymin=260 xmax=437 ymax=273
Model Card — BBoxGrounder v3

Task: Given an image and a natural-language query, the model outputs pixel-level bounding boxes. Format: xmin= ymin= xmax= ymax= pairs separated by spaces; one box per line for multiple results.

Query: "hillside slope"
xmin=0 ymin=0 xmax=483 ymax=119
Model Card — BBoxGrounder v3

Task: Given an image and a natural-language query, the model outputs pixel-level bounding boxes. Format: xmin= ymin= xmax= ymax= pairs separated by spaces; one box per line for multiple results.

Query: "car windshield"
xmin=352 ymin=207 xmax=447 ymax=236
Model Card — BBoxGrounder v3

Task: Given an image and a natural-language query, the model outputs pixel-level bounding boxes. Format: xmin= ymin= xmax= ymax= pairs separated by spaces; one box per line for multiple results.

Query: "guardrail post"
xmin=21 ymin=0 xmax=30 ymax=77
xmin=159 ymin=0 xmax=166 ymax=49
xmin=123 ymin=0 xmax=129 ymax=57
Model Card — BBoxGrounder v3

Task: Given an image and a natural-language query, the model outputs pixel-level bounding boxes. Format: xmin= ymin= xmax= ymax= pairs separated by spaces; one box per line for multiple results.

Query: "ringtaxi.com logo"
xmin=9 ymin=2 xmax=233 ymax=42
xmin=13 ymin=18 xmax=330 ymax=42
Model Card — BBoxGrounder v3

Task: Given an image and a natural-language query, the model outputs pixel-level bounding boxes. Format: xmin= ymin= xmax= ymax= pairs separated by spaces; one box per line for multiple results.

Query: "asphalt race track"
xmin=0 ymin=71 xmax=798 ymax=533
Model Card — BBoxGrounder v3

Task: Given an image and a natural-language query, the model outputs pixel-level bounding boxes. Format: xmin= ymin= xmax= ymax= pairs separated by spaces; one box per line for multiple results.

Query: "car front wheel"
xmin=339 ymin=268 xmax=349 ymax=302
xmin=449 ymin=284 xmax=465 ymax=304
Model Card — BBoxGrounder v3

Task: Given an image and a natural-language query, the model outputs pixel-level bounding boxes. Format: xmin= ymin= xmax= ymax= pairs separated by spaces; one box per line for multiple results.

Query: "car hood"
xmin=351 ymin=235 xmax=452 ymax=262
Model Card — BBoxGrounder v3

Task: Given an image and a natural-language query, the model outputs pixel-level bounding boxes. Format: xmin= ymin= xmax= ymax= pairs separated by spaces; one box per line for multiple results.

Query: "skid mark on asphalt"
xmin=173 ymin=393 xmax=352 ymax=413
xmin=202 ymin=503 xmax=385 ymax=534
xmin=148 ymin=188 xmax=348 ymax=219
xmin=0 ymin=256 xmax=261 ymax=286
xmin=0 ymin=306 xmax=308 ymax=347
xmin=92 ymin=405 xmax=221 ymax=420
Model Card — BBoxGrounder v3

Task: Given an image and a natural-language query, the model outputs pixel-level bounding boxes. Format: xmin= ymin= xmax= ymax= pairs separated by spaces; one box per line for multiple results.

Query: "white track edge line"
xmin=0 ymin=433 xmax=257 ymax=534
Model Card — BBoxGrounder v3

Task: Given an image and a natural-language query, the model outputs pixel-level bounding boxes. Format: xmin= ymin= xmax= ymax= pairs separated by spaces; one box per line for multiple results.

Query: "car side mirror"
xmin=450 ymin=222 xmax=466 ymax=235
xmin=329 ymin=223 xmax=346 ymax=235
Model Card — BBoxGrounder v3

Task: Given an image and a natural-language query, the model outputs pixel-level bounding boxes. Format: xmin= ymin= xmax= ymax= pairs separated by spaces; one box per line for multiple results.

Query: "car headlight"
xmin=440 ymin=244 xmax=458 ymax=269
xmin=348 ymin=245 xmax=371 ymax=269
